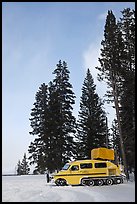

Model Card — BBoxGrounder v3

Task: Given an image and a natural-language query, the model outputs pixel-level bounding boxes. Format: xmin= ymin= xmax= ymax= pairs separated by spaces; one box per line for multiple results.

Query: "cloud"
xmin=83 ymin=39 xmax=107 ymax=100
xmin=83 ymin=39 xmax=102 ymax=87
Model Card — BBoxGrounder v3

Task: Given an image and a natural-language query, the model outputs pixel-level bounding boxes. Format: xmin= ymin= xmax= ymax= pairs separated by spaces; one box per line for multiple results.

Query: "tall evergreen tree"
xmin=76 ymin=69 xmax=108 ymax=159
xmin=51 ymin=60 xmax=76 ymax=169
xmin=28 ymin=83 xmax=51 ymax=173
xmin=47 ymin=81 xmax=62 ymax=171
xmin=118 ymin=8 xmax=135 ymax=172
xmin=95 ymin=10 xmax=129 ymax=178
xmin=28 ymin=61 xmax=76 ymax=172
xmin=94 ymin=8 xmax=133 ymax=176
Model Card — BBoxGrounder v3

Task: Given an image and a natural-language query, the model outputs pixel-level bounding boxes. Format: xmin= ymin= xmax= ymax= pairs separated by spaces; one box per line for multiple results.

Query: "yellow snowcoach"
xmin=53 ymin=147 xmax=124 ymax=186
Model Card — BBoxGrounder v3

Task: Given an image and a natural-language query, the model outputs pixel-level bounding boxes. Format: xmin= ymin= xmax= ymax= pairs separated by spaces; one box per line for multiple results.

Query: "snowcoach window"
xmin=70 ymin=165 xmax=79 ymax=171
xmin=95 ymin=163 xmax=107 ymax=168
xmin=80 ymin=163 xmax=92 ymax=169
xmin=62 ymin=163 xmax=70 ymax=170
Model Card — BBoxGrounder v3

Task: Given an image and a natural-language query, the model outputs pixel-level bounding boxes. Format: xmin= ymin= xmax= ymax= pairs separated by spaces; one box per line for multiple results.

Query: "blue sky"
xmin=2 ymin=2 xmax=135 ymax=173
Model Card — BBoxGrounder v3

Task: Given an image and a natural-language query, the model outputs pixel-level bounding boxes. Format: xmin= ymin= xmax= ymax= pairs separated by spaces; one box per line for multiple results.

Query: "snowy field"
xmin=2 ymin=174 xmax=135 ymax=202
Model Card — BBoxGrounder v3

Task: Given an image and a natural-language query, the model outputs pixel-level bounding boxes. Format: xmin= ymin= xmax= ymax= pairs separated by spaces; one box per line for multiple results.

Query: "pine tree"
xmin=118 ymin=8 xmax=135 ymax=172
xmin=16 ymin=154 xmax=30 ymax=175
xmin=95 ymin=10 xmax=128 ymax=178
xmin=45 ymin=80 xmax=64 ymax=171
xmin=16 ymin=160 xmax=22 ymax=175
xmin=76 ymin=69 xmax=108 ymax=159
xmin=28 ymin=61 xmax=76 ymax=172
xmin=28 ymin=83 xmax=51 ymax=173
xmin=21 ymin=153 xmax=30 ymax=175
xmin=51 ymin=60 xmax=76 ymax=169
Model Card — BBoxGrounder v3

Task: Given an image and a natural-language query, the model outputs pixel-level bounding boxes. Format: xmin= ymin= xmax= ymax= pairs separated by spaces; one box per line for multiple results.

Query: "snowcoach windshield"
xmin=62 ymin=163 xmax=70 ymax=170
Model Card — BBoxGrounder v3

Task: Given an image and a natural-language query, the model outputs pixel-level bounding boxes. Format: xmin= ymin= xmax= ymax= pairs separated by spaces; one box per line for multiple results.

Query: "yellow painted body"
xmin=53 ymin=159 xmax=121 ymax=185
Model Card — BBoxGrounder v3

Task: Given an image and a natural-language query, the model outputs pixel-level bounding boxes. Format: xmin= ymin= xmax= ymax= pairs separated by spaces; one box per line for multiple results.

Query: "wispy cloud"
xmin=83 ymin=39 xmax=102 ymax=87
xmin=83 ymin=39 xmax=107 ymax=101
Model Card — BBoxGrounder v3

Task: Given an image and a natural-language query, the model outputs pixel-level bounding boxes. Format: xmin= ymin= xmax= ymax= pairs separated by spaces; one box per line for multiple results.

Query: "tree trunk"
xmin=111 ymin=77 xmax=129 ymax=181
xmin=105 ymin=117 xmax=109 ymax=148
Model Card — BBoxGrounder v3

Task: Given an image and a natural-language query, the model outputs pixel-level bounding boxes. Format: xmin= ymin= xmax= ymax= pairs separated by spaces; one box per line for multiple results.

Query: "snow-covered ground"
xmin=2 ymin=174 xmax=135 ymax=202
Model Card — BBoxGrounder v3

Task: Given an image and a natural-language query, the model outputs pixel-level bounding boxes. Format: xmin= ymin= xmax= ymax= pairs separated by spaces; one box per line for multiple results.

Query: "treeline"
xmin=16 ymin=8 xmax=135 ymax=176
